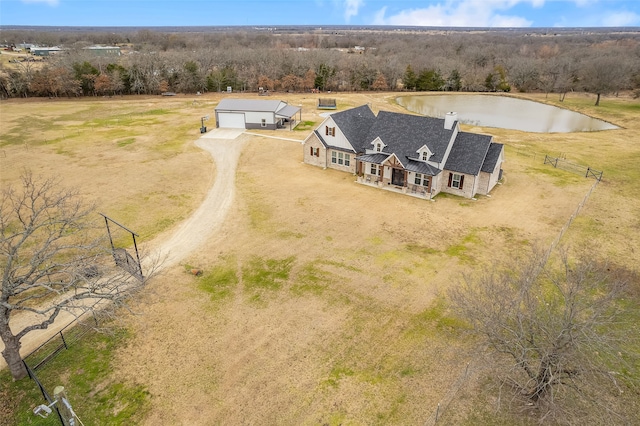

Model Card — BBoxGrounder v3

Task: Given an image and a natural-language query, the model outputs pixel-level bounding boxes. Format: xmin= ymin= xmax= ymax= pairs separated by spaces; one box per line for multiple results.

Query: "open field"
xmin=1 ymin=91 xmax=639 ymax=424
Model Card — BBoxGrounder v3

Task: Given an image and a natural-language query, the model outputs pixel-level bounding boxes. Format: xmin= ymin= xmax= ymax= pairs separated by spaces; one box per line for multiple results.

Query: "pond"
xmin=396 ymin=94 xmax=619 ymax=133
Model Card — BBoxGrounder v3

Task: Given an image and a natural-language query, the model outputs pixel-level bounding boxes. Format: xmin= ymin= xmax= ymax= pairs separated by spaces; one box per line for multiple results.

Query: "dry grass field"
xmin=1 ymin=91 xmax=639 ymax=424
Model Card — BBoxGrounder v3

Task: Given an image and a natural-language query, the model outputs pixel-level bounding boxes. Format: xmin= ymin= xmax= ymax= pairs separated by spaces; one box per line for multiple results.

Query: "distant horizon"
xmin=1 ymin=0 xmax=639 ymax=28
xmin=2 ymin=25 xmax=639 ymax=34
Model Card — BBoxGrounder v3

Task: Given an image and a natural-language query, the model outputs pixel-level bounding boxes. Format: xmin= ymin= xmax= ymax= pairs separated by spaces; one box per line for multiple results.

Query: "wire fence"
xmin=23 ymin=310 xmax=99 ymax=372
xmin=543 ymin=178 xmax=600 ymax=264
xmin=544 ymin=155 xmax=603 ymax=181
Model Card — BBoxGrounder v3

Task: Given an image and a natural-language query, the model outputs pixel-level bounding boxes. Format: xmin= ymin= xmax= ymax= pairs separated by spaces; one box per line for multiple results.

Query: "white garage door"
xmin=217 ymin=112 xmax=246 ymax=129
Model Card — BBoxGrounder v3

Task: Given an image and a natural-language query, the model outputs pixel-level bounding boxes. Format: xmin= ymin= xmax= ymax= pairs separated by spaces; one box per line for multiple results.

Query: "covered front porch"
xmin=355 ymin=155 xmax=439 ymax=200
xmin=356 ymin=175 xmax=435 ymax=199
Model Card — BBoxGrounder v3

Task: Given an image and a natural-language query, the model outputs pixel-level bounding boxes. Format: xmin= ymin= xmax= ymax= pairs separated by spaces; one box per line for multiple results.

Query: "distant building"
xmin=84 ymin=46 xmax=121 ymax=56
xmin=31 ymin=47 xmax=63 ymax=56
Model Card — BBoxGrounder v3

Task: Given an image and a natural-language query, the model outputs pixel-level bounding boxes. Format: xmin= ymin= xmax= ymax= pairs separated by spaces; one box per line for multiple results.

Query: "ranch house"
xmin=302 ymin=105 xmax=504 ymax=199
xmin=215 ymin=99 xmax=301 ymax=130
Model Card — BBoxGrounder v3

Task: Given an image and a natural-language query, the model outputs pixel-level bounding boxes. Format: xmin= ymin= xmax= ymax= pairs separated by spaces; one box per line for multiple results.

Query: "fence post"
xmin=435 ymin=403 xmax=440 ymax=423
xmin=54 ymin=386 xmax=75 ymax=426
xmin=60 ymin=331 xmax=67 ymax=349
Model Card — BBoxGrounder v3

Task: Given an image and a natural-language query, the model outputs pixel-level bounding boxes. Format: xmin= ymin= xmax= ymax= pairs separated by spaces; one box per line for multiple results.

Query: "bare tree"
xmin=449 ymin=247 xmax=639 ymax=423
xmin=580 ymin=54 xmax=629 ymax=106
xmin=1 ymin=172 xmax=158 ymax=380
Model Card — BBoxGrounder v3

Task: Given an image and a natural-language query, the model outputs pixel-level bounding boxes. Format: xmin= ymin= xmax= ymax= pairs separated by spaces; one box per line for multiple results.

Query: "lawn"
xmin=1 ymin=91 xmax=638 ymax=424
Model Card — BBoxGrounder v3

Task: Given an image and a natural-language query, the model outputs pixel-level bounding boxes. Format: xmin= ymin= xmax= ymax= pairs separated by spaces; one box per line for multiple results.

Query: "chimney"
xmin=444 ymin=112 xmax=457 ymax=130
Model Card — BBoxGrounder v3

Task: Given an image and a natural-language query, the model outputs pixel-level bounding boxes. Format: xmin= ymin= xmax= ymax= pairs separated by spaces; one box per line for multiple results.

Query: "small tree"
xmin=371 ymin=73 xmax=389 ymax=91
xmin=450 ymin=248 xmax=638 ymax=423
xmin=402 ymin=65 xmax=417 ymax=91
xmin=1 ymin=172 xmax=158 ymax=380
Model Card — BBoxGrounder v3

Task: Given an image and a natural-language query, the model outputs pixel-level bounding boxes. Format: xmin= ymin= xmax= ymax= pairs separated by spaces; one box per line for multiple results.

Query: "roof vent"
xmin=444 ymin=112 xmax=458 ymax=130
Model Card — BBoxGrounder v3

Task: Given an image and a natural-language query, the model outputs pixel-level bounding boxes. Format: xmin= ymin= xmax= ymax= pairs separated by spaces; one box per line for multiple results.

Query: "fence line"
xmin=24 ymin=362 xmax=66 ymax=425
xmin=543 ymin=155 xmax=603 ymax=181
xmin=23 ymin=310 xmax=99 ymax=371
xmin=543 ymin=178 xmax=600 ymax=263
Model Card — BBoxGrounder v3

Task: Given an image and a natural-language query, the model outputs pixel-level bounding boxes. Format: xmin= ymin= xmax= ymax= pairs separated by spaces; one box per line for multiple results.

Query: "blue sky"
xmin=1 ymin=0 xmax=639 ymax=27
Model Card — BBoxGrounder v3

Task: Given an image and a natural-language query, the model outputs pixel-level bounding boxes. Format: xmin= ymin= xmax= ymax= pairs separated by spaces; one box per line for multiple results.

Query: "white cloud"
xmin=21 ymin=0 xmax=59 ymax=5
xmin=372 ymin=0 xmax=536 ymax=27
xmin=343 ymin=0 xmax=364 ymax=22
xmin=602 ymin=11 xmax=640 ymax=26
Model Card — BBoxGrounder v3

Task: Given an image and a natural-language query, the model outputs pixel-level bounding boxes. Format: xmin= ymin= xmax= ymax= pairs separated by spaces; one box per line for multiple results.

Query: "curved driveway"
xmin=1 ymin=129 xmax=246 ymax=370
xmin=152 ymin=129 xmax=246 ymax=268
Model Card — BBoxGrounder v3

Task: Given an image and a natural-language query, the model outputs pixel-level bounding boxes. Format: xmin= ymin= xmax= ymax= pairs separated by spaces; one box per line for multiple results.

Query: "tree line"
xmin=1 ymin=28 xmax=639 ymax=103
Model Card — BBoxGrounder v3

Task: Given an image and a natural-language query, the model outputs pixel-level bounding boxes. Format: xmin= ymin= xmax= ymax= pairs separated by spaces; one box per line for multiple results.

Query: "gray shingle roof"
xmin=314 ymin=130 xmax=356 ymax=152
xmin=444 ymin=132 xmax=492 ymax=175
xmin=322 ymin=105 xmax=498 ymax=179
xmin=330 ymin=105 xmax=377 ymax=149
xmin=481 ymin=143 xmax=504 ymax=173
xmin=364 ymin=111 xmax=455 ymax=164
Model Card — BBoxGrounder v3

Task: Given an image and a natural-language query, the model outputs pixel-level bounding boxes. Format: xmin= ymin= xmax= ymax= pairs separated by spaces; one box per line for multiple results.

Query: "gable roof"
xmin=444 ymin=132 xmax=492 ymax=175
xmin=481 ymin=143 xmax=504 ymax=173
xmin=325 ymin=105 xmax=497 ymax=179
xmin=330 ymin=104 xmax=377 ymax=149
xmin=216 ymin=99 xmax=286 ymax=113
xmin=367 ymin=111 xmax=455 ymax=164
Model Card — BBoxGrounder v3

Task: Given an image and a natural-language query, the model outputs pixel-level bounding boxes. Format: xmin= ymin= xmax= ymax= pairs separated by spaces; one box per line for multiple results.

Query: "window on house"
xmin=422 ymin=151 xmax=428 ymax=161
xmin=331 ymin=151 xmax=337 ymax=163
xmin=376 ymin=143 xmax=382 ymax=152
xmin=415 ymin=173 xmax=422 ymax=185
xmin=371 ymin=164 xmax=377 ymax=175
xmin=422 ymin=176 xmax=430 ymax=187
xmin=344 ymin=154 xmax=350 ymax=166
xmin=338 ymin=152 xmax=344 ymax=165
xmin=448 ymin=173 xmax=464 ymax=189
xmin=314 ymin=147 xmax=320 ymax=157
xmin=261 ymin=119 xmax=266 ymax=127
xmin=326 ymin=126 xmax=336 ymax=136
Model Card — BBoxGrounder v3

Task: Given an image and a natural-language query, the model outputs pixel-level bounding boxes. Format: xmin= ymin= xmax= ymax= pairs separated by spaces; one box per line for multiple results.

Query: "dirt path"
xmin=1 ymin=129 xmax=246 ymax=371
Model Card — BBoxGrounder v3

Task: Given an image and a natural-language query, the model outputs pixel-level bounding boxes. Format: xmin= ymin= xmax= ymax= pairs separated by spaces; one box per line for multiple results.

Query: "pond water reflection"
xmin=397 ymin=94 xmax=618 ymax=133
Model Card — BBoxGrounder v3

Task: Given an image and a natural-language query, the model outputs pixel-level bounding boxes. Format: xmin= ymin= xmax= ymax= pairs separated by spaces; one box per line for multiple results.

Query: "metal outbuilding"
xmin=215 ymin=99 xmax=301 ymax=130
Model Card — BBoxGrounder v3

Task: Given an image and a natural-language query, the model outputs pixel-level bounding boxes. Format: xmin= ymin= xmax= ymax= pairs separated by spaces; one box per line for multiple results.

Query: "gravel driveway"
xmin=1 ymin=129 xmax=246 ymax=369
xmin=151 ymin=129 xmax=246 ymax=268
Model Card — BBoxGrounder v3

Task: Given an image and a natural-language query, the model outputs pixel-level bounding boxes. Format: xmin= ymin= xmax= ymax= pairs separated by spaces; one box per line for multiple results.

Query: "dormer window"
xmin=416 ymin=145 xmax=432 ymax=162
xmin=371 ymin=137 xmax=386 ymax=153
